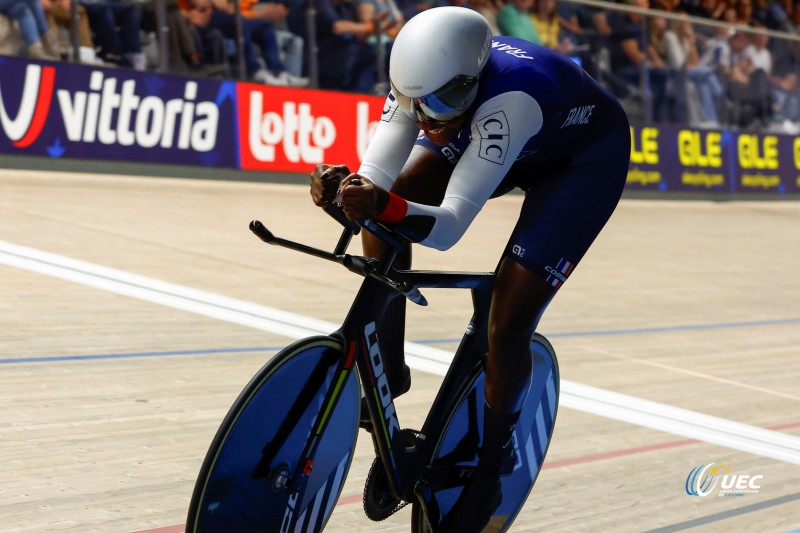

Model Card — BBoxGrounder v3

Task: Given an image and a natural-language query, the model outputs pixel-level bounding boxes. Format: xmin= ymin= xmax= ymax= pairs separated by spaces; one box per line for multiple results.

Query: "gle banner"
xmin=628 ymin=123 xmax=800 ymax=194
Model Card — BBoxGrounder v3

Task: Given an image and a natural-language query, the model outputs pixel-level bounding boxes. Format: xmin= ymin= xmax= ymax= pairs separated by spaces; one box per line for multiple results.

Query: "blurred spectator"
xmin=724 ymin=30 xmax=773 ymax=127
xmin=273 ymin=24 xmax=305 ymax=78
xmin=41 ymin=0 xmax=100 ymax=63
xmin=750 ymin=0 xmax=765 ymax=24
xmin=678 ymin=0 xmax=703 ymax=17
xmin=468 ymin=0 xmax=502 ymax=36
xmin=497 ymin=0 xmax=542 ymax=44
xmin=369 ymin=0 xmax=405 ymax=88
xmin=789 ymin=0 xmax=800 ymax=30
xmin=646 ymin=14 xmax=683 ymax=120
xmin=394 ymin=0 xmax=438 ymax=22
xmin=557 ymin=0 xmax=589 ymax=44
xmin=735 ymin=0 xmax=754 ymax=24
xmin=590 ymin=7 xmax=613 ymax=37
xmin=248 ymin=0 xmax=307 ymax=78
xmin=682 ymin=0 xmax=727 ymax=38
xmin=664 ymin=14 xmax=698 ymax=68
xmin=209 ymin=0 xmax=308 ymax=85
xmin=178 ymin=0 xmax=229 ymax=77
xmin=763 ymin=0 xmax=793 ymax=32
xmin=141 ymin=0 xmax=200 ymax=74
xmin=0 ymin=0 xmax=59 ymax=60
xmin=606 ymin=0 xmax=670 ymax=121
xmin=769 ymin=38 xmax=800 ymax=131
xmin=0 ymin=12 xmax=24 ymax=56
xmin=700 ymin=0 xmax=727 ymax=19
xmin=314 ymin=0 xmax=394 ymax=93
xmin=580 ymin=3 xmax=615 ymax=84
xmin=139 ymin=0 xmax=228 ymax=77
xmin=79 ymin=0 xmax=147 ymax=69
xmin=743 ymin=29 xmax=771 ymax=73
xmin=651 ymin=0 xmax=680 ymax=12
xmin=646 ymin=15 xmax=669 ymax=69
xmin=686 ymin=23 xmax=732 ymax=126
xmin=556 ymin=0 xmax=596 ymax=73
xmin=531 ymin=0 xmax=574 ymax=54
xmin=664 ymin=14 xmax=700 ymax=122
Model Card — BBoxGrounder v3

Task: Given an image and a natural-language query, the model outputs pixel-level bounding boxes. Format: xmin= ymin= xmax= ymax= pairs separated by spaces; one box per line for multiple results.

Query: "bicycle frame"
xmin=249 ymin=210 xmax=497 ymax=528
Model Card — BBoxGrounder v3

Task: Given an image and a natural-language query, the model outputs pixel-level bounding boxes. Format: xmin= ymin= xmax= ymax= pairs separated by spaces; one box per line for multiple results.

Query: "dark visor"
xmin=390 ymin=75 xmax=478 ymax=121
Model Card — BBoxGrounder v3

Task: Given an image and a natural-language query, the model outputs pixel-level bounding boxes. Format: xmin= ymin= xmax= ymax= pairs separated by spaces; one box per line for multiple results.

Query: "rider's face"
xmin=417 ymin=115 xmax=467 ymax=146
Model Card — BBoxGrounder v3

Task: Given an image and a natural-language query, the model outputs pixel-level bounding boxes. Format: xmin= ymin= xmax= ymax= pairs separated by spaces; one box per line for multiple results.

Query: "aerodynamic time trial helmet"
xmin=389 ymin=7 xmax=493 ymax=122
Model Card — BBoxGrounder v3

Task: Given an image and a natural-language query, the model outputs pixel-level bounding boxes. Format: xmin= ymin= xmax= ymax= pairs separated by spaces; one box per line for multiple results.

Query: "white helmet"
xmin=389 ymin=7 xmax=492 ymax=122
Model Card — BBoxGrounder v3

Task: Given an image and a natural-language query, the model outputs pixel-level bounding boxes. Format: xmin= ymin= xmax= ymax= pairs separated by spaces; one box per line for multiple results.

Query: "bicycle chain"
xmin=362 ymin=428 xmax=419 ymax=521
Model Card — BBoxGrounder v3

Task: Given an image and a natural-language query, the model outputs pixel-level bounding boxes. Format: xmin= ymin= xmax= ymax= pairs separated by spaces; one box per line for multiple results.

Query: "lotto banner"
xmin=0 ymin=55 xmax=238 ymax=167
xmin=628 ymin=123 xmax=800 ymax=194
xmin=236 ymin=82 xmax=386 ymax=173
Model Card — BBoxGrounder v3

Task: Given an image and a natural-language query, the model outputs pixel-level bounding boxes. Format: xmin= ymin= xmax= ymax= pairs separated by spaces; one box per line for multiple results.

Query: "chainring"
xmin=363 ymin=428 xmax=419 ymax=521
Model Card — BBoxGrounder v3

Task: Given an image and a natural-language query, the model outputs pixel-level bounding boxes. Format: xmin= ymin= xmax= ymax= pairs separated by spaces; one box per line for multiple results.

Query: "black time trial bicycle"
xmin=186 ymin=204 xmax=559 ymax=532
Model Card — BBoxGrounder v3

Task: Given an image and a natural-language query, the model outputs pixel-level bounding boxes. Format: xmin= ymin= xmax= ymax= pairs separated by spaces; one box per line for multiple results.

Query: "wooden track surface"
xmin=1 ymin=169 xmax=799 ymax=533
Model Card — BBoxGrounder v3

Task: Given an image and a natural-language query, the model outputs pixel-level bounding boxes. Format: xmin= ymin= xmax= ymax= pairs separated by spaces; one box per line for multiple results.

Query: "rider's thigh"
xmin=390 ymin=145 xmax=454 ymax=205
xmin=490 ymin=258 xmax=556 ymax=345
xmin=502 ymin=128 xmax=629 ymax=292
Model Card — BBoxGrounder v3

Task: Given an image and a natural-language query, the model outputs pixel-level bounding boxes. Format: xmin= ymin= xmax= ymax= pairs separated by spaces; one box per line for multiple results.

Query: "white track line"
xmin=2 ymin=240 xmax=800 ymax=465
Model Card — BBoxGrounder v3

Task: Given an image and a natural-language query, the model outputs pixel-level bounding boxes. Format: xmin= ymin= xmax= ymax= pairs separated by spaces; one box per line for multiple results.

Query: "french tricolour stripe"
xmin=548 ymin=257 xmax=573 ymax=288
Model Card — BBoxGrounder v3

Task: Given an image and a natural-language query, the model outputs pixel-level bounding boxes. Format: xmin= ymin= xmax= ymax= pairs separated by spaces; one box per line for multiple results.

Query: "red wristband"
xmin=377 ymin=191 xmax=408 ymax=224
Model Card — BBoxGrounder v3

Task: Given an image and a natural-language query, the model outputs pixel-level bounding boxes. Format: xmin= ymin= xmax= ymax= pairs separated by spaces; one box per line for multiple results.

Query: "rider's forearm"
xmin=357 ymin=97 xmax=419 ymax=189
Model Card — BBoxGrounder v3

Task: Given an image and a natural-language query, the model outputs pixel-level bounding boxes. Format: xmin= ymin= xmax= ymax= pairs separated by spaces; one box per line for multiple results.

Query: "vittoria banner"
xmin=0 ymin=55 xmax=238 ymax=167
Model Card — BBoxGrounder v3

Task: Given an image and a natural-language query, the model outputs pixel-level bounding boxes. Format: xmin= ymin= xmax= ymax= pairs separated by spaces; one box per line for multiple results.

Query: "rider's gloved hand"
xmin=309 ymin=164 xmax=350 ymax=206
xmin=337 ymin=174 xmax=390 ymax=221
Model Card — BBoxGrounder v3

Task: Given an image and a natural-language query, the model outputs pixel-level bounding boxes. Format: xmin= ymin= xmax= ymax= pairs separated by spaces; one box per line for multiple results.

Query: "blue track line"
xmin=2 ymin=316 xmax=798 ymax=366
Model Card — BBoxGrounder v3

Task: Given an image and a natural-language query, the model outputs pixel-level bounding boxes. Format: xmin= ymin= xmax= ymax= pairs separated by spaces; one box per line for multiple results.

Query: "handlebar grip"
xmin=249 ymin=220 xmax=275 ymax=243
xmin=323 ymin=204 xmax=361 ymax=235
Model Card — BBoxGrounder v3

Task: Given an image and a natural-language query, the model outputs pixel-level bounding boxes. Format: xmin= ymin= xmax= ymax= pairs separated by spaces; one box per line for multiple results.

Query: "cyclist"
xmin=309 ymin=6 xmax=630 ymax=530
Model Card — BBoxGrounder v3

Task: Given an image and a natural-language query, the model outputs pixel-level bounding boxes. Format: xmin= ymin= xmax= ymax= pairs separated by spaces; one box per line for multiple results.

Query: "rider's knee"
xmin=488 ymin=315 xmax=534 ymax=355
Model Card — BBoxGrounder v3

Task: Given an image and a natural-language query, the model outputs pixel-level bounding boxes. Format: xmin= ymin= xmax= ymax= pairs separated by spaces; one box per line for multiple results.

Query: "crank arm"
xmin=413 ymin=478 xmax=441 ymax=532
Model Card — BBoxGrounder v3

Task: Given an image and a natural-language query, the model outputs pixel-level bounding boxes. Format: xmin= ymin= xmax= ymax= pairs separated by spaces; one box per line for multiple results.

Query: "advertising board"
xmin=1 ymin=56 xmax=799 ymax=194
